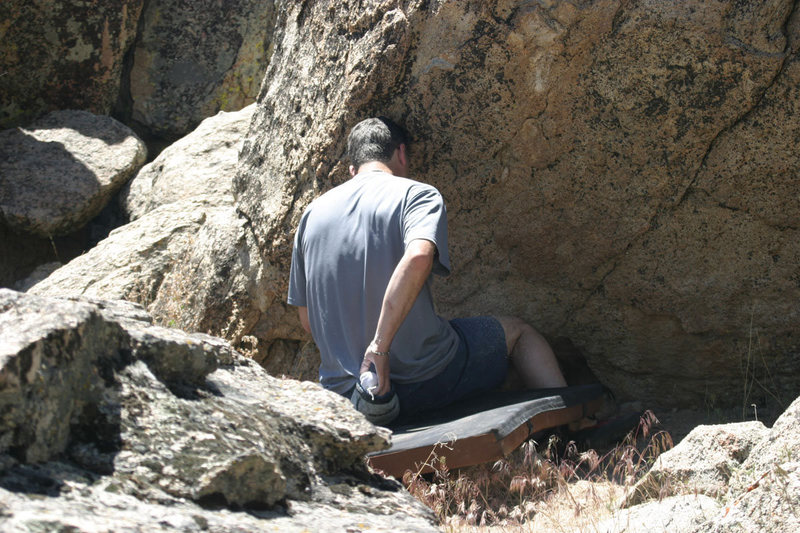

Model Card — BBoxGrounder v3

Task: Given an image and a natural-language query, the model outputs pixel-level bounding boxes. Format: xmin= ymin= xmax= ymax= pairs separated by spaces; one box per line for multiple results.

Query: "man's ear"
xmin=397 ymin=143 xmax=407 ymax=168
xmin=349 ymin=164 xmax=357 ymax=176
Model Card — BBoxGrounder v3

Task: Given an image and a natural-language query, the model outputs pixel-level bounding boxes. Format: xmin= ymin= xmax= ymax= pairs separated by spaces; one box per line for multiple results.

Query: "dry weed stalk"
xmin=401 ymin=411 xmax=674 ymax=530
xmin=740 ymin=306 xmax=785 ymax=421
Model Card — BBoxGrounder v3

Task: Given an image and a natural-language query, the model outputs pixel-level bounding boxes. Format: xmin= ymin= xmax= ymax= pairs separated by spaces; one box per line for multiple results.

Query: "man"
xmin=288 ymin=117 xmax=566 ymax=425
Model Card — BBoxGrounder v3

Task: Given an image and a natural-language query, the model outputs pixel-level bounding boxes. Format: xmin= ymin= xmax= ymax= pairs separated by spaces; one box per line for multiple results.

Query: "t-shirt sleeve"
xmin=287 ymin=218 xmax=307 ymax=306
xmin=402 ymin=184 xmax=451 ymax=276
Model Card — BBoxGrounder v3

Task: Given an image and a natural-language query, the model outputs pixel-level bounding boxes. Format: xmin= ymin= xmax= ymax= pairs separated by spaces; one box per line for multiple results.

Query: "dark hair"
xmin=346 ymin=117 xmax=409 ymax=169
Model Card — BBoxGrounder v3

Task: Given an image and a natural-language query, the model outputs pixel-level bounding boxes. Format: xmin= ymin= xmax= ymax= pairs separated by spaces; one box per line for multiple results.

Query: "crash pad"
xmin=367 ymin=384 xmax=604 ymax=478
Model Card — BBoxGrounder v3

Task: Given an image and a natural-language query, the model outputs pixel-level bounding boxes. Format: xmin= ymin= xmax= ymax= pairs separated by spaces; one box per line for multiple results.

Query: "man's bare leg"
xmin=495 ymin=316 xmax=567 ymax=389
xmin=496 ymin=316 xmax=597 ymax=431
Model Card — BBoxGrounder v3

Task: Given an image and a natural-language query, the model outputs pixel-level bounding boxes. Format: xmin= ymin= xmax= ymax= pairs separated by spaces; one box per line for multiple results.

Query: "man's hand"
xmin=360 ymin=348 xmax=391 ymax=396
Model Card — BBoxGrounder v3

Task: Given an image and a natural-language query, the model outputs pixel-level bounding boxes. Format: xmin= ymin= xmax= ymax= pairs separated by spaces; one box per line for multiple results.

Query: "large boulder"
xmin=728 ymin=396 xmax=800 ymax=495
xmin=128 ymin=0 xmax=276 ymax=139
xmin=698 ymin=462 xmax=800 ymax=533
xmin=0 ymin=466 xmax=438 ymax=532
xmin=235 ymin=0 xmax=800 ymax=408
xmin=0 ymin=110 xmax=147 ymax=237
xmin=0 ymin=290 xmax=209 ymax=463
xmin=0 ymin=0 xmax=144 ymax=128
xmin=120 ymin=105 xmax=255 ymax=220
xmin=0 ymin=289 xmax=438 ymax=531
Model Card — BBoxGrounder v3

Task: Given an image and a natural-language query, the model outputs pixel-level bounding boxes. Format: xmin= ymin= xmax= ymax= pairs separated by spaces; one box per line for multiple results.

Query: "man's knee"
xmin=494 ymin=315 xmax=530 ymax=355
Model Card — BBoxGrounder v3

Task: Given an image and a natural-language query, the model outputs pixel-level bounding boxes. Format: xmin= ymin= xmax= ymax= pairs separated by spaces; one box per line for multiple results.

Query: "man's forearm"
xmin=362 ymin=239 xmax=436 ymax=396
xmin=297 ymin=306 xmax=311 ymax=333
xmin=371 ymin=239 xmax=435 ymax=352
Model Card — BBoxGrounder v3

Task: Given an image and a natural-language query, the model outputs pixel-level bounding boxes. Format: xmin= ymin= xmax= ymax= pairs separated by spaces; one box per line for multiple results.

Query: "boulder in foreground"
xmin=0 ymin=289 xmax=437 ymax=531
xmin=616 ymin=396 xmax=800 ymax=533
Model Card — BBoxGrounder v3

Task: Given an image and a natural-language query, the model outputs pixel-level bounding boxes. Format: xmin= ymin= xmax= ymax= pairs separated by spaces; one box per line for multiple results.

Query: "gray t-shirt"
xmin=287 ymin=170 xmax=459 ymax=394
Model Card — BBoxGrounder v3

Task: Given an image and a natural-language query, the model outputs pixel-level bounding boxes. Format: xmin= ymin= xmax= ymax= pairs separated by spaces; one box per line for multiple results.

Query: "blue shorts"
xmin=392 ymin=316 xmax=508 ymax=423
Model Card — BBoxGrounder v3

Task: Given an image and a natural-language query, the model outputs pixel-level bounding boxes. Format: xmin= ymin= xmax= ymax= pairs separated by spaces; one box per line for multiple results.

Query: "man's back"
xmin=288 ymin=116 xmax=568 ymax=425
xmin=288 ymin=170 xmax=459 ymax=394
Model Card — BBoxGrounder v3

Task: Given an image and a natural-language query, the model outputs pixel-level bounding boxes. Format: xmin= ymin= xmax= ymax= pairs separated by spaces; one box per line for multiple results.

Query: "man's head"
xmin=346 ymin=117 xmax=409 ymax=176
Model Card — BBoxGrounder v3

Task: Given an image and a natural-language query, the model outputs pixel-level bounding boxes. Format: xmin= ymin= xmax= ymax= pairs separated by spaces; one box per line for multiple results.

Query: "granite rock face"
xmin=0 ymin=460 xmax=439 ymax=533
xmin=0 ymin=110 xmax=147 ymax=237
xmin=0 ymin=0 xmax=144 ymax=128
xmin=235 ymin=0 xmax=800 ymax=408
xmin=1 ymin=0 xmax=274 ymax=141
xmin=0 ymin=289 xmax=437 ymax=531
xmin=1 ymin=291 xmax=127 ymax=463
xmin=727 ymin=395 xmax=800 ymax=495
xmin=700 ymin=396 xmax=800 ymax=532
xmin=128 ymin=0 xmax=276 ymax=139
xmin=699 ymin=462 xmax=800 ymax=533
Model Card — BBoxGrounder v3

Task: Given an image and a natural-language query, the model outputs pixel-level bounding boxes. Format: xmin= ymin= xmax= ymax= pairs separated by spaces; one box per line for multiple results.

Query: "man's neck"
xmin=355 ymin=161 xmax=395 ymax=175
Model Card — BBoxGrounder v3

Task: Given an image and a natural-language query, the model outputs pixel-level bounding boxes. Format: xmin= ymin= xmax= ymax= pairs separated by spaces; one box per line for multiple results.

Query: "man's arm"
xmin=297 ymin=306 xmax=311 ymax=334
xmin=362 ymin=238 xmax=436 ymax=395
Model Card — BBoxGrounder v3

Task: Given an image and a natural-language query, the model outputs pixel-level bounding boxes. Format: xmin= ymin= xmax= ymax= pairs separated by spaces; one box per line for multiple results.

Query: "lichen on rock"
xmin=0 ymin=0 xmax=144 ymax=128
xmin=127 ymin=0 xmax=276 ymax=139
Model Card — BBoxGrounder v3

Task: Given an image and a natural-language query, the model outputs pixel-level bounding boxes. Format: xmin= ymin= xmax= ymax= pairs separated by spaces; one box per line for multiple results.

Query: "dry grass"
xmin=396 ymin=411 xmax=673 ymax=532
